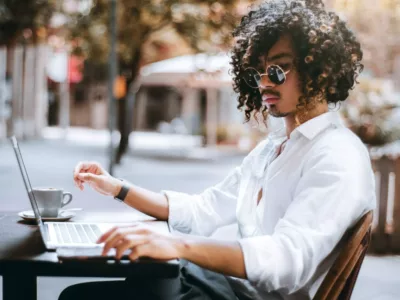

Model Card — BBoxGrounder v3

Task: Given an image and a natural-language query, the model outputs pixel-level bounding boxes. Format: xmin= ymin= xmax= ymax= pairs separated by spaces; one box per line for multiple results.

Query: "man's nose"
xmin=258 ymin=74 xmax=276 ymax=89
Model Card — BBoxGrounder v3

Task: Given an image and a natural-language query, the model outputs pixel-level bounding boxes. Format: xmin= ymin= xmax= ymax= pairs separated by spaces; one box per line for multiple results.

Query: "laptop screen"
xmin=10 ymin=136 xmax=45 ymax=233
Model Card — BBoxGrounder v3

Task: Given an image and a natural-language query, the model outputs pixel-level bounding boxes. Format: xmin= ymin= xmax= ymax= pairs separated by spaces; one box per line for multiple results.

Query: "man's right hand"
xmin=73 ymin=161 xmax=122 ymax=197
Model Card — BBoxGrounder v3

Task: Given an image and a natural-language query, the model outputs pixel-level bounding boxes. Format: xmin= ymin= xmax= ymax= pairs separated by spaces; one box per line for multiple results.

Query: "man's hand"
xmin=97 ymin=223 xmax=182 ymax=261
xmin=73 ymin=161 xmax=121 ymax=196
xmin=97 ymin=223 xmax=246 ymax=279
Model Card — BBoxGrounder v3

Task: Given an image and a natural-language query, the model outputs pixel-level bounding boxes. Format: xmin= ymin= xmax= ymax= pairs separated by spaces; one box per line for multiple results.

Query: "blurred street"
xmin=0 ymin=135 xmax=244 ymax=213
xmin=0 ymin=137 xmax=399 ymax=299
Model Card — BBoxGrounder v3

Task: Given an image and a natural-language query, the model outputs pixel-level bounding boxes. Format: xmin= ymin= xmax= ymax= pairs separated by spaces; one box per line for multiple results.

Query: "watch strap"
xmin=114 ymin=180 xmax=129 ymax=202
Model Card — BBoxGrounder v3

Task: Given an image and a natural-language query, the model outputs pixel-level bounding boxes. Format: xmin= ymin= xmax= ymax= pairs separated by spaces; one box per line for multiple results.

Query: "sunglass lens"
xmin=267 ymin=65 xmax=286 ymax=85
xmin=243 ymin=68 xmax=261 ymax=88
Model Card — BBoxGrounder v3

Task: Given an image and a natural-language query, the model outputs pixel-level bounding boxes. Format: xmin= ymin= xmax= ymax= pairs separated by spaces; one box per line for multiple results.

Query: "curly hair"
xmin=230 ymin=0 xmax=363 ymax=126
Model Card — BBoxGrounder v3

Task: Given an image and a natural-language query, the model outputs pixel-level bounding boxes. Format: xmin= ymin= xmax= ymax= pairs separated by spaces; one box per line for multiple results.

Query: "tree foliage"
xmin=66 ymin=0 xmax=243 ymax=82
xmin=0 ymin=0 xmax=55 ymax=45
xmin=328 ymin=0 xmax=400 ymax=78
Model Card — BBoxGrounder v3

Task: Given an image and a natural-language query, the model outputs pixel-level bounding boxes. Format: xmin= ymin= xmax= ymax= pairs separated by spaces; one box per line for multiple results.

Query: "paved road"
xmin=0 ymin=139 xmax=398 ymax=299
xmin=1 ymin=138 xmax=243 ymax=212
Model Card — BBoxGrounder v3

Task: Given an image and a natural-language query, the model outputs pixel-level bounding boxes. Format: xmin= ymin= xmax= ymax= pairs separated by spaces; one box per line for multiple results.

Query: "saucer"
xmin=18 ymin=210 xmax=76 ymax=222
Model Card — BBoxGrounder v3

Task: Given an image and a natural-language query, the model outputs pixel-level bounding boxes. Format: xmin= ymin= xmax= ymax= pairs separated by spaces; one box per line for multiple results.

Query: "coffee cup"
xmin=31 ymin=188 xmax=73 ymax=218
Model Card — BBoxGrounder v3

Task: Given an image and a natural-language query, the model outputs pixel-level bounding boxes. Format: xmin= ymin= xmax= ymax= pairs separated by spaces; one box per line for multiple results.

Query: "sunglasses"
xmin=242 ymin=64 xmax=292 ymax=88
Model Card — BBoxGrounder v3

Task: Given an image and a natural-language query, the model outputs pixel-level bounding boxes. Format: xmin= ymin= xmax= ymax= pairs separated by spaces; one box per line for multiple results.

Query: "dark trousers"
xmin=59 ymin=260 xmax=242 ymax=300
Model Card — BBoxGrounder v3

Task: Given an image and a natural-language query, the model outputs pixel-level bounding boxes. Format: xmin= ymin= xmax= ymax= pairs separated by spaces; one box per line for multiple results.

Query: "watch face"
xmin=115 ymin=183 xmax=129 ymax=202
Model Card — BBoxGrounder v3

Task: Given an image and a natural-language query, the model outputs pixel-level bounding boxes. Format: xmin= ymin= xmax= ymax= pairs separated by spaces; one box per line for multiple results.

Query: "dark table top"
xmin=0 ymin=211 xmax=179 ymax=278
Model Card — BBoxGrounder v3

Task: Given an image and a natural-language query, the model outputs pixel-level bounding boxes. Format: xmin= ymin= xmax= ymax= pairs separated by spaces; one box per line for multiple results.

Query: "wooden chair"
xmin=313 ymin=211 xmax=373 ymax=300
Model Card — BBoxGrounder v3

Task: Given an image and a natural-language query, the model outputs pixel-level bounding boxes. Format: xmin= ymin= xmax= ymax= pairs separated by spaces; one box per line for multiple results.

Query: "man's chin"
xmin=268 ymin=107 xmax=290 ymax=118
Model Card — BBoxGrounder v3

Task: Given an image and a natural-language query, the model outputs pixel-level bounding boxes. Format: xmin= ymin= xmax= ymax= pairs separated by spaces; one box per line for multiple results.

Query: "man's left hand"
xmin=97 ymin=223 xmax=182 ymax=261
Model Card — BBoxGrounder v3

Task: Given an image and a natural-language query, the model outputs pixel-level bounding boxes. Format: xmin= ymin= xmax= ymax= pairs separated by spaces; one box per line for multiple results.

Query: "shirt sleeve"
xmin=162 ymin=165 xmax=242 ymax=236
xmin=238 ymin=144 xmax=376 ymax=294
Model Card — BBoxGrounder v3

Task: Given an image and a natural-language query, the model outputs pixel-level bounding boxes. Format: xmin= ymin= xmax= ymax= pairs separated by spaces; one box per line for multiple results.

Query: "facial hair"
xmin=266 ymin=104 xmax=290 ymax=118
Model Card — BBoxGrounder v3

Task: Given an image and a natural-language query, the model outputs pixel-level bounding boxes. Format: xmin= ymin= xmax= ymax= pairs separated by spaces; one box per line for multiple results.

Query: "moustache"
xmin=260 ymin=90 xmax=281 ymax=98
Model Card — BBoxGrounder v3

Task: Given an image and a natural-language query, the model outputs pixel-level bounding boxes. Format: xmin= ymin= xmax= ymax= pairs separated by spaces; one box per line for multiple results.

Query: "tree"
xmin=67 ymin=0 xmax=242 ymax=80
xmin=327 ymin=0 xmax=400 ymax=78
xmin=66 ymin=0 xmax=245 ymax=162
xmin=0 ymin=0 xmax=55 ymax=45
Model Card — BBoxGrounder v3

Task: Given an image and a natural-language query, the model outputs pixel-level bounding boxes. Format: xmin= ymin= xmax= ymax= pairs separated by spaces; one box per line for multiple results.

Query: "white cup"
xmin=31 ymin=188 xmax=73 ymax=218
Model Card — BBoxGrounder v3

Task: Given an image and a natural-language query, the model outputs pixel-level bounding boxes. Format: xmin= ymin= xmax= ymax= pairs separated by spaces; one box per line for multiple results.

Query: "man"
xmin=60 ymin=0 xmax=376 ymax=299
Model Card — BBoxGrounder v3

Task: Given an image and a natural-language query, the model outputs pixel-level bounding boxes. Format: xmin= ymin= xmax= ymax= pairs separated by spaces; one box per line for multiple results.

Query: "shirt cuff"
xmin=161 ymin=190 xmax=193 ymax=234
xmin=239 ymin=236 xmax=281 ymax=292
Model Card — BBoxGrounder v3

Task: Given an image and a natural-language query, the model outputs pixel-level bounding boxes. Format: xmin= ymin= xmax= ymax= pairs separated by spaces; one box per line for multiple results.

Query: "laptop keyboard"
xmin=53 ymin=223 xmax=102 ymax=244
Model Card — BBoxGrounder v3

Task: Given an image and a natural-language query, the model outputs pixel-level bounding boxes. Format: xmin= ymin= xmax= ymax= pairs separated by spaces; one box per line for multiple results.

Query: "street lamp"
xmin=108 ymin=0 xmax=118 ymax=175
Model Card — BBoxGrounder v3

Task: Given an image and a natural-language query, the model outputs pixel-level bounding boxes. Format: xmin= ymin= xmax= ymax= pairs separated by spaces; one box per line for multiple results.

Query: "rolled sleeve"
xmin=238 ymin=145 xmax=375 ymax=294
xmin=239 ymin=235 xmax=287 ymax=291
xmin=162 ymin=166 xmax=242 ymax=236
xmin=162 ymin=190 xmax=200 ymax=234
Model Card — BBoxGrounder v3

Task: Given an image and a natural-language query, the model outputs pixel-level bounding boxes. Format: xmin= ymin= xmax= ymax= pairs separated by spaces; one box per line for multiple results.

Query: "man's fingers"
xmin=101 ymin=226 xmax=146 ymax=255
xmin=97 ymin=226 xmax=118 ymax=244
xmin=114 ymin=240 xmax=133 ymax=259
xmin=73 ymin=161 xmax=106 ymax=192
xmin=75 ymin=173 xmax=101 ymax=192
xmin=74 ymin=162 xmax=100 ymax=180
xmin=114 ymin=235 xmax=148 ymax=260
xmin=97 ymin=223 xmax=140 ymax=244
xmin=74 ymin=162 xmax=89 ymax=178
xmin=73 ymin=176 xmax=84 ymax=190
xmin=77 ymin=173 xmax=99 ymax=183
xmin=102 ymin=228 xmax=139 ymax=255
xmin=73 ymin=162 xmax=91 ymax=189
xmin=102 ymin=235 xmax=121 ymax=255
xmin=73 ymin=163 xmax=82 ymax=180
xmin=101 ymin=229 xmax=129 ymax=255
xmin=74 ymin=180 xmax=83 ymax=190
xmin=128 ymin=243 xmax=152 ymax=261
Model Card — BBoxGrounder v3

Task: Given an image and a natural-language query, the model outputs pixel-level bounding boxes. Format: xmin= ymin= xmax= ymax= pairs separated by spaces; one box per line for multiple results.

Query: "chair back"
xmin=314 ymin=211 xmax=373 ymax=300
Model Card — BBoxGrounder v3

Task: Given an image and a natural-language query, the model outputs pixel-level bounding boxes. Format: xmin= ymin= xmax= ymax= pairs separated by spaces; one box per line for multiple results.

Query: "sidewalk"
xmin=41 ymin=126 xmax=248 ymax=161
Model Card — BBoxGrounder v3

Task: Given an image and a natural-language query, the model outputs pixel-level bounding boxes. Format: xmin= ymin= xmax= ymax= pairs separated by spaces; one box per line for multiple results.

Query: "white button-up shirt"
xmin=163 ymin=111 xmax=376 ymax=300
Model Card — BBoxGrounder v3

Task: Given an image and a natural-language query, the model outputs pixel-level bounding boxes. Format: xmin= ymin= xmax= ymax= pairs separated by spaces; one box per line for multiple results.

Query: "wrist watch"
xmin=114 ymin=179 xmax=129 ymax=202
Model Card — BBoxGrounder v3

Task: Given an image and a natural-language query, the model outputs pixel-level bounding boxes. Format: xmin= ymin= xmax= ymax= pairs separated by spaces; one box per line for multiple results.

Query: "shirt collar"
xmin=291 ymin=111 xmax=344 ymax=140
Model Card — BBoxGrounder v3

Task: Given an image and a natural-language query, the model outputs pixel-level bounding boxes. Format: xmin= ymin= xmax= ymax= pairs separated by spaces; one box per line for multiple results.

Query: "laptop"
xmin=10 ymin=136 xmax=170 ymax=255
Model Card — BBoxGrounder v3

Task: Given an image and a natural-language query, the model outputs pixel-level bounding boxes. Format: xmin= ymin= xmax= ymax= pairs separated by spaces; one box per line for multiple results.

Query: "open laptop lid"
xmin=10 ymin=136 xmax=47 ymax=241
